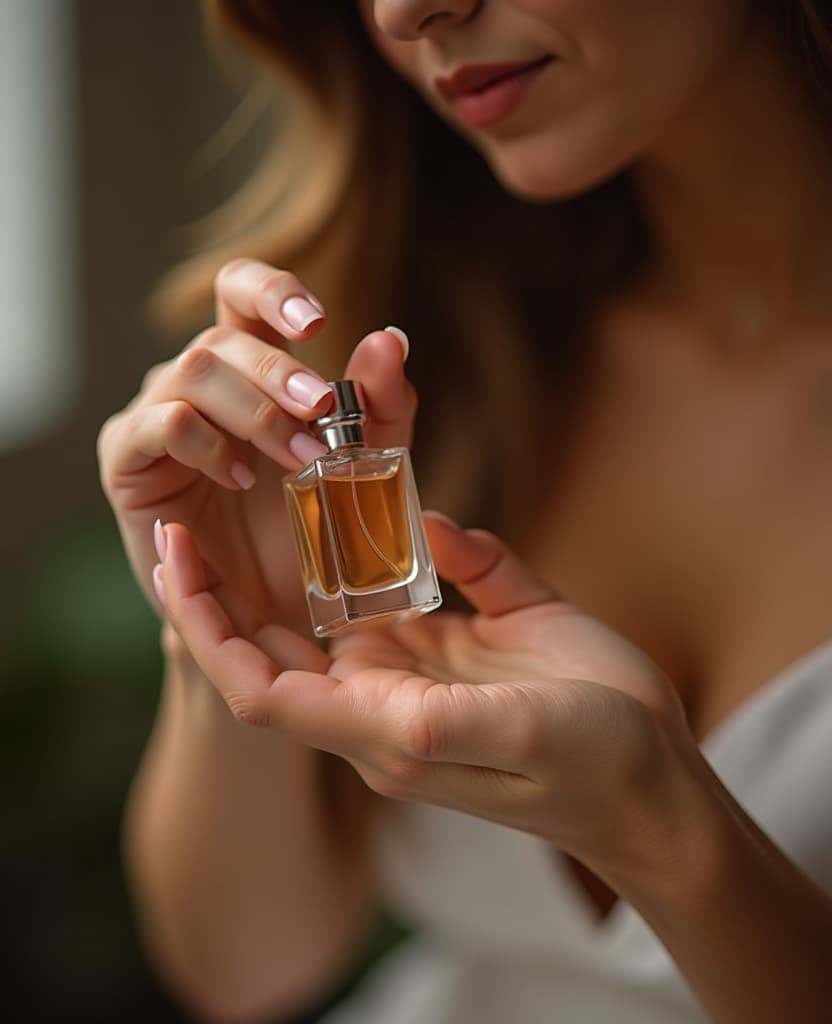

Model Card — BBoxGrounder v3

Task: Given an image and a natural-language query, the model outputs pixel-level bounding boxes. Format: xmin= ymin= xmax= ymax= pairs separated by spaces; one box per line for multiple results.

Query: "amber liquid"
xmin=324 ymin=465 xmax=413 ymax=590
xmin=286 ymin=461 xmax=414 ymax=596
xmin=286 ymin=480 xmax=339 ymax=597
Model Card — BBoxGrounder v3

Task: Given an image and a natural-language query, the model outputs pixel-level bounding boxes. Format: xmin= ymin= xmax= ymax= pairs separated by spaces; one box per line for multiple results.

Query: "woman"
xmin=98 ymin=2 xmax=832 ymax=1021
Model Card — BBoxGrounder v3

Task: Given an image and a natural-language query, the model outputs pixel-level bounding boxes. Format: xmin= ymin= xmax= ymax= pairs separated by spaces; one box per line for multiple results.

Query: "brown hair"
xmin=792 ymin=1 xmax=832 ymax=100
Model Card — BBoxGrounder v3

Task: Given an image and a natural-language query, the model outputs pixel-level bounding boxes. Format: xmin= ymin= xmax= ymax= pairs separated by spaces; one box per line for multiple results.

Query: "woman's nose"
xmin=372 ymin=0 xmax=481 ymax=41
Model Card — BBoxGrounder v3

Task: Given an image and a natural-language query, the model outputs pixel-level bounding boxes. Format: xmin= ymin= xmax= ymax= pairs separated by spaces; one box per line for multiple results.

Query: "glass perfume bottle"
xmin=284 ymin=380 xmax=442 ymax=637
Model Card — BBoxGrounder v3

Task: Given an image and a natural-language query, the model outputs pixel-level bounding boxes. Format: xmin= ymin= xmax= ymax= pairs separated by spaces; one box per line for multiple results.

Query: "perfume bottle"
xmin=284 ymin=380 xmax=442 ymax=637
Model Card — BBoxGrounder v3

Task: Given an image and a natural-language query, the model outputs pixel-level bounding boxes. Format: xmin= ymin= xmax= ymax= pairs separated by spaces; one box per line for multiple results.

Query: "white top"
xmin=320 ymin=639 xmax=832 ymax=1024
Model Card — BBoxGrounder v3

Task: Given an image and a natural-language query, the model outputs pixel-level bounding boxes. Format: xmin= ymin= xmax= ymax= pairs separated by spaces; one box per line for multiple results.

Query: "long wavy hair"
xmin=156 ymin=1 xmax=832 ymax=544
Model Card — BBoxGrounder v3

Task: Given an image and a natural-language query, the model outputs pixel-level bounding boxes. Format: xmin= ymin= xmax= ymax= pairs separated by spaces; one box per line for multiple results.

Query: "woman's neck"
xmin=633 ymin=19 xmax=832 ymax=345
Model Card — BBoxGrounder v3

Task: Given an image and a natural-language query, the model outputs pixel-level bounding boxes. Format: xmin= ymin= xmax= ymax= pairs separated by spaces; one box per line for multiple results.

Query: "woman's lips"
xmin=435 ymin=57 xmax=555 ymax=128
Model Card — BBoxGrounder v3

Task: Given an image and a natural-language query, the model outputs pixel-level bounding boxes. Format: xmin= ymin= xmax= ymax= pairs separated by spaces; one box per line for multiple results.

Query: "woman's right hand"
xmin=98 ymin=258 xmax=416 ymax=636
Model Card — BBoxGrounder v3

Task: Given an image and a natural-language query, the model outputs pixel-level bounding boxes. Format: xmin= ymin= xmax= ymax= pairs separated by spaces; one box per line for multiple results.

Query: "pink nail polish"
xmin=286 ymin=373 xmax=332 ymax=409
xmin=288 ymin=432 xmax=329 ymax=465
xmin=384 ymin=325 xmax=410 ymax=361
xmin=281 ymin=296 xmax=325 ymax=332
xmin=153 ymin=518 xmax=167 ymax=562
xmin=230 ymin=461 xmax=256 ymax=490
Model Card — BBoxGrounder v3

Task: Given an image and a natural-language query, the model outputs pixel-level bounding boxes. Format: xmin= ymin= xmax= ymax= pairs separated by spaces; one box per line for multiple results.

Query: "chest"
xmin=528 ymin=318 xmax=832 ymax=738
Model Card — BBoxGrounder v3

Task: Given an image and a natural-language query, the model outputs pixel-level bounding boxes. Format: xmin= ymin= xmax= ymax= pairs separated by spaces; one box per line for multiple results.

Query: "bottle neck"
xmin=320 ymin=422 xmax=366 ymax=450
xmin=315 ymin=380 xmax=366 ymax=451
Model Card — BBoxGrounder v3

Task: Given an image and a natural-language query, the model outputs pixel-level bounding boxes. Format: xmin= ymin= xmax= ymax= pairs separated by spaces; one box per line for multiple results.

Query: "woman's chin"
xmin=496 ymin=172 xmax=576 ymax=204
xmin=487 ymin=147 xmax=630 ymax=204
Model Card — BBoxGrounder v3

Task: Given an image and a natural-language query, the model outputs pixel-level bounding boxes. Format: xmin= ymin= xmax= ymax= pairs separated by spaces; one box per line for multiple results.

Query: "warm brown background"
xmin=2 ymin=4 xmax=403 ymax=1018
xmin=3 ymin=0 xmax=243 ymax=579
xmin=0 ymin=3 xmax=322 ymax=1020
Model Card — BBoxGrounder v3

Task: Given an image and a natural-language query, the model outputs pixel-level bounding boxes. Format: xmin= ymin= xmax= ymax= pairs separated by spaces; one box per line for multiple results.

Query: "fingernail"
xmin=152 ymin=563 xmax=168 ymax=610
xmin=286 ymin=372 xmax=332 ymax=409
xmin=153 ymin=518 xmax=167 ymax=562
xmin=384 ymin=325 xmax=410 ymax=361
xmin=230 ymin=460 xmax=256 ymax=490
xmin=424 ymin=510 xmax=462 ymax=531
xmin=281 ymin=296 xmax=325 ymax=332
xmin=289 ymin=432 xmax=328 ymax=465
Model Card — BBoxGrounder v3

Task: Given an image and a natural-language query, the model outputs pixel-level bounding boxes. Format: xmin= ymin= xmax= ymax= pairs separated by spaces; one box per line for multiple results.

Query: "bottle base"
xmin=309 ymin=583 xmax=442 ymax=638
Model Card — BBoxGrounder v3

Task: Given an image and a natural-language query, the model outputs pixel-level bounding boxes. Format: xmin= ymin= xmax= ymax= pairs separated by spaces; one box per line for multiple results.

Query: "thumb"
xmin=344 ymin=328 xmax=416 ymax=449
xmin=423 ymin=512 xmax=558 ymax=617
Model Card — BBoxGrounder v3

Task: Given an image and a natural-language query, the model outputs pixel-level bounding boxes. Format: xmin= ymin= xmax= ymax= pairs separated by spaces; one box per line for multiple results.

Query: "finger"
xmin=345 ymin=328 xmax=416 ymax=449
xmin=274 ymin=665 xmax=553 ymax=780
xmin=214 ymin=258 xmax=326 ymax=343
xmin=358 ymin=757 xmax=539 ymax=822
xmin=159 ymin=522 xmax=331 ymax=726
xmin=103 ymin=400 xmax=254 ymax=491
xmin=150 ymin=343 xmax=326 ymax=470
xmin=423 ymin=514 xmax=556 ymax=617
xmin=186 ymin=325 xmax=334 ymax=420
xmin=267 ymin=666 xmax=440 ymax=761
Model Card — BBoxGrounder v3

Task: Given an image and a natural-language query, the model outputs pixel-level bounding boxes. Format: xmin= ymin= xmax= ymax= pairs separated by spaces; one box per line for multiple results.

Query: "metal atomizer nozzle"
xmin=315 ymin=380 xmax=366 ymax=450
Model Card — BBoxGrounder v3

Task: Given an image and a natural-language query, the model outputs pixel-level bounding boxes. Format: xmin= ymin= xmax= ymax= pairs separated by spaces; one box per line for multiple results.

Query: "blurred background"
xmin=1 ymin=2 xmax=396 ymax=1019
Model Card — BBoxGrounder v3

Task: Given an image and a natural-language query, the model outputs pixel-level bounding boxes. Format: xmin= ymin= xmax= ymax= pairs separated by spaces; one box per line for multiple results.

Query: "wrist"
xmin=579 ymin=714 xmax=726 ymax=918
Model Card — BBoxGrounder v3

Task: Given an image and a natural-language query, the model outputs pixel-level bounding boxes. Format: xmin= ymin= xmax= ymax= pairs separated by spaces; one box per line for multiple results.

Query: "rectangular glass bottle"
xmin=283 ymin=381 xmax=442 ymax=637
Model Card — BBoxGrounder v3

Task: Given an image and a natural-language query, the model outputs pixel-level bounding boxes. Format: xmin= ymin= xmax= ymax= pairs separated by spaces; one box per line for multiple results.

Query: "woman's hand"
xmin=153 ymin=510 xmax=698 ymax=873
xmin=97 ymin=258 xmax=414 ymax=634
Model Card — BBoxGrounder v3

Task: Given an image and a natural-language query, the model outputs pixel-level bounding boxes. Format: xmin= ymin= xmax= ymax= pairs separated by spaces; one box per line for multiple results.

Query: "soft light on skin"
xmin=358 ymin=0 xmax=761 ymax=201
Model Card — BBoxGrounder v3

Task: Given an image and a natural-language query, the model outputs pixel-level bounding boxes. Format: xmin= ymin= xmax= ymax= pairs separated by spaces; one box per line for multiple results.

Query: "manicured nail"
xmin=230 ymin=460 xmax=256 ymax=490
xmin=281 ymin=296 xmax=325 ymax=332
xmin=153 ymin=518 xmax=167 ymax=562
xmin=152 ymin=563 xmax=167 ymax=610
xmin=286 ymin=372 xmax=332 ymax=409
xmin=384 ymin=325 xmax=410 ymax=361
xmin=424 ymin=510 xmax=462 ymax=531
xmin=289 ymin=432 xmax=328 ymax=465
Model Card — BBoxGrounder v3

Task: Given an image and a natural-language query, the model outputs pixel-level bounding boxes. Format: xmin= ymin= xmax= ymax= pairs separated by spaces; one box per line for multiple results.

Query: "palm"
xmin=330 ymin=603 xmax=677 ymax=723
xmin=158 ymin=516 xmax=691 ymax=851
xmin=317 ymin=603 xmax=686 ymax=848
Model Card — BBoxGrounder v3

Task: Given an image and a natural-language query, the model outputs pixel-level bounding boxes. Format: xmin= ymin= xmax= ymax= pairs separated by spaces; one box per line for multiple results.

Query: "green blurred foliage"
xmin=1 ymin=515 xmax=178 ymax=1019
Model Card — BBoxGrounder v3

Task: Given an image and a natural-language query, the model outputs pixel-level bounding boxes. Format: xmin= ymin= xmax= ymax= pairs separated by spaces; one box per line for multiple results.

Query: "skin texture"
xmin=99 ymin=2 xmax=832 ymax=1021
xmin=358 ymin=0 xmax=756 ymax=199
xmin=154 ymin=514 xmax=691 ymax=862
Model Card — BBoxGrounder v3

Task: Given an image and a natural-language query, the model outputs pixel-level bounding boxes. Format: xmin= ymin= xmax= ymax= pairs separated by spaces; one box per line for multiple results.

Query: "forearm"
xmin=124 ymin=627 xmax=374 ymax=1021
xmin=591 ymin=737 xmax=832 ymax=1024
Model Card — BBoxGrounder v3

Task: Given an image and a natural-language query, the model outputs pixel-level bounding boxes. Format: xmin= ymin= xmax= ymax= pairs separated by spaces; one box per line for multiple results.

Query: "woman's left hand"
xmin=156 ymin=513 xmax=696 ymax=869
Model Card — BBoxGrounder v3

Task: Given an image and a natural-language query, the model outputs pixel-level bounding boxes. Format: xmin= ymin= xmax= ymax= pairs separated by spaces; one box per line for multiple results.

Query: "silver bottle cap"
xmin=315 ymin=379 xmax=366 ymax=449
